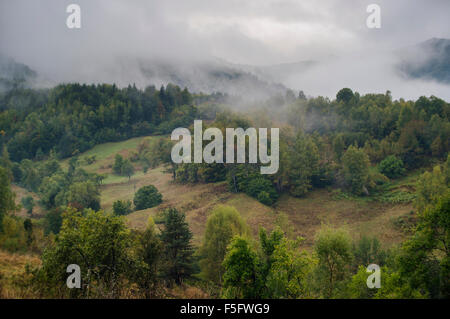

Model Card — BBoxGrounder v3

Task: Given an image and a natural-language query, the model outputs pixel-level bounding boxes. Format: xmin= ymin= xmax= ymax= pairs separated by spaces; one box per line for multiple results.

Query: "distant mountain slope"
xmin=135 ymin=58 xmax=288 ymax=100
xmin=237 ymin=60 xmax=317 ymax=84
xmin=0 ymin=54 xmax=289 ymax=101
xmin=398 ymin=38 xmax=450 ymax=83
xmin=3 ymin=37 xmax=448 ymax=100
xmin=0 ymin=54 xmax=37 ymax=92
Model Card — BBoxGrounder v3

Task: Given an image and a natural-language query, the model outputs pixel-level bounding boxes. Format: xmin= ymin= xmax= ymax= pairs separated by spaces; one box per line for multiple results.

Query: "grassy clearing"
xmin=60 ymin=135 xmax=160 ymax=173
xmin=275 ymin=190 xmax=412 ymax=248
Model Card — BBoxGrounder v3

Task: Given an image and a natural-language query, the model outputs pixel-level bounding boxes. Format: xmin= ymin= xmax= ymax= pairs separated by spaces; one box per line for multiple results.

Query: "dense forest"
xmin=0 ymin=83 xmax=449 ymax=299
xmin=0 ymin=83 xmax=196 ymax=160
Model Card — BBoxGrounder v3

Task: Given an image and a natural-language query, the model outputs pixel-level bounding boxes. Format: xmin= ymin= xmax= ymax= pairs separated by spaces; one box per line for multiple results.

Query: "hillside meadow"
xmin=10 ymin=135 xmax=418 ymax=248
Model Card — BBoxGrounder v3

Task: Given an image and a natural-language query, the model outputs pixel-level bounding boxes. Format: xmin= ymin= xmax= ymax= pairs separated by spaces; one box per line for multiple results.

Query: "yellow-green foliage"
xmin=0 ymin=216 xmax=27 ymax=253
xmin=415 ymin=163 xmax=449 ymax=212
xmin=199 ymin=205 xmax=249 ymax=284
xmin=266 ymin=237 xmax=316 ymax=298
xmin=314 ymin=226 xmax=353 ymax=298
xmin=37 ymin=207 xmax=132 ymax=298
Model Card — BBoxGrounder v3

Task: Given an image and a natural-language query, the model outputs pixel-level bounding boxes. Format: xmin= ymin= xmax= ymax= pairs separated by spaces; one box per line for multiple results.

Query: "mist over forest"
xmin=1 ymin=0 xmax=450 ymax=101
xmin=0 ymin=0 xmax=449 ymax=303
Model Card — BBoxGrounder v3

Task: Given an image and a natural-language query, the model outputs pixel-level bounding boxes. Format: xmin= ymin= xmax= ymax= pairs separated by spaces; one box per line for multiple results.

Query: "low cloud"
xmin=0 ymin=0 xmax=449 ymax=100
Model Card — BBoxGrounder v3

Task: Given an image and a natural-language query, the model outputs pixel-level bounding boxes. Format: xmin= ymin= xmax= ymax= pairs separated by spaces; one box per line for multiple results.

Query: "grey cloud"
xmin=0 ymin=0 xmax=449 ymax=99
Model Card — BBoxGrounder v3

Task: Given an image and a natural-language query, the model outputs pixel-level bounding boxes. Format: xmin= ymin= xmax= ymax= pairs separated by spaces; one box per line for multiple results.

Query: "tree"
xmin=347 ymin=266 xmax=378 ymax=299
xmin=112 ymin=199 xmax=133 ymax=215
xmin=259 ymin=227 xmax=284 ymax=286
xmin=23 ymin=218 xmax=33 ymax=246
xmin=398 ymin=120 xmax=427 ymax=168
xmin=0 ymin=166 xmax=15 ymax=231
xmin=38 ymin=173 xmax=67 ymax=209
xmin=43 ymin=208 xmax=63 ymax=234
xmin=352 ymin=236 xmax=386 ymax=270
xmin=397 ymin=192 xmax=450 ymax=298
xmin=342 ymin=145 xmax=370 ymax=195
xmin=298 ymin=90 xmax=306 ymax=100
xmin=132 ymin=217 xmax=163 ymax=298
xmin=113 ymin=154 xmax=124 ymax=175
xmin=415 ymin=162 xmax=449 ymax=212
xmin=373 ymin=266 xmax=426 ymax=299
xmin=133 ymin=185 xmax=162 ymax=210
xmin=378 ymin=155 xmax=405 ymax=179
xmin=21 ymin=195 xmax=35 ymax=216
xmin=333 ymin=134 xmax=345 ymax=162
xmin=288 ymin=133 xmax=319 ymax=197
xmin=266 ymin=237 xmax=314 ymax=298
xmin=66 ymin=181 xmax=101 ymax=211
xmin=0 ymin=215 xmax=27 ymax=252
xmin=145 ymin=138 xmax=176 ymax=180
xmin=336 ymin=88 xmax=354 ymax=104
xmin=222 ymin=236 xmax=262 ymax=298
xmin=160 ymin=208 xmax=196 ymax=284
xmin=121 ymin=160 xmax=134 ymax=181
xmin=37 ymin=208 xmax=132 ymax=298
xmin=199 ymin=206 xmax=249 ymax=284
xmin=314 ymin=227 xmax=353 ymax=298
xmin=113 ymin=154 xmax=134 ymax=180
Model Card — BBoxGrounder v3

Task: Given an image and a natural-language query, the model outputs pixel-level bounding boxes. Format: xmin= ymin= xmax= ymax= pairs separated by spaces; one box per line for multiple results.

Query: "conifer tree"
xmin=160 ymin=208 xmax=196 ymax=284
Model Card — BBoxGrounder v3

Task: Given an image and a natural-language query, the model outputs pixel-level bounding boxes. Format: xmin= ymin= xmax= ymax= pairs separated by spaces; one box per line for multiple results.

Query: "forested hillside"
xmin=0 ymin=83 xmax=449 ymax=299
xmin=0 ymin=83 xmax=196 ymax=160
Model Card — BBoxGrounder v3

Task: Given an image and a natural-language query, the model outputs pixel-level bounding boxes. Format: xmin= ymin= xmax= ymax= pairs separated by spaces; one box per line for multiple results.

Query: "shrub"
xmin=257 ymin=191 xmax=273 ymax=206
xmin=246 ymin=177 xmax=278 ymax=206
xmin=113 ymin=200 xmax=133 ymax=215
xmin=0 ymin=216 xmax=27 ymax=252
xmin=379 ymin=155 xmax=405 ymax=179
xmin=133 ymin=185 xmax=162 ymax=210
xmin=43 ymin=208 xmax=63 ymax=234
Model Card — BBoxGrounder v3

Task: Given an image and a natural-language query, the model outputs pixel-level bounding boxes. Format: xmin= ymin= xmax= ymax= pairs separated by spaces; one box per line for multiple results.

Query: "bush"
xmin=246 ymin=177 xmax=278 ymax=206
xmin=257 ymin=191 xmax=273 ymax=206
xmin=133 ymin=185 xmax=162 ymax=210
xmin=113 ymin=200 xmax=133 ymax=215
xmin=378 ymin=155 xmax=405 ymax=179
xmin=43 ymin=208 xmax=63 ymax=234
xmin=0 ymin=216 xmax=28 ymax=252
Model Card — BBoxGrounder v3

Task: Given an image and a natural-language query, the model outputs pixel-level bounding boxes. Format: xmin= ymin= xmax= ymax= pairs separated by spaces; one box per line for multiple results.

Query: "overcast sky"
xmin=1 ymin=0 xmax=449 ymax=98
